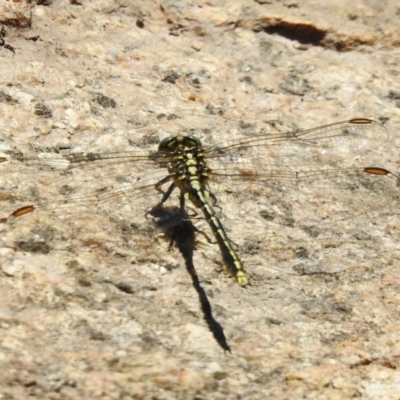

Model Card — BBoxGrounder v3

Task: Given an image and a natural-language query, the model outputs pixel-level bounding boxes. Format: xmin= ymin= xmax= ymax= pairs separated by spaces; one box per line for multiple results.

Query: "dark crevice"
xmin=262 ymin=22 xmax=326 ymax=46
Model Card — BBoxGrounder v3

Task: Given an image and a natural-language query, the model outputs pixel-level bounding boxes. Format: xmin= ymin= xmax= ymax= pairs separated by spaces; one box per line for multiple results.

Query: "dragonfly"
xmin=0 ymin=117 xmax=399 ymax=286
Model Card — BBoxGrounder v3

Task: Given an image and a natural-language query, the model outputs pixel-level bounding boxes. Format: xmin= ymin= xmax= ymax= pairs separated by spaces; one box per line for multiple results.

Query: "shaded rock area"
xmin=1 ymin=1 xmax=400 ymax=399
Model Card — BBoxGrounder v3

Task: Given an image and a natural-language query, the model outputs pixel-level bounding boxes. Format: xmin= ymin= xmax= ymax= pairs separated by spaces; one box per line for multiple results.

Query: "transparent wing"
xmin=0 ymin=118 xmax=397 ymax=232
xmin=0 ymin=150 xmax=156 ymax=172
xmin=207 ymin=166 xmax=400 ymax=229
xmin=202 ymin=119 xmax=397 ymax=227
xmin=0 ymin=149 xmax=175 ymax=221
xmin=205 ymin=119 xmax=388 ymax=166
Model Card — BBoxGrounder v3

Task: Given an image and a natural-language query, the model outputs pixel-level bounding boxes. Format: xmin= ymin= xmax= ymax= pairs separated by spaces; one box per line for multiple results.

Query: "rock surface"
xmin=1 ymin=1 xmax=400 ymax=399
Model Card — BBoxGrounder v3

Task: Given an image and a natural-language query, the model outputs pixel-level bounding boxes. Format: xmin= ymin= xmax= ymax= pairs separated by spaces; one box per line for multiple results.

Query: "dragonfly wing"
xmin=208 ymin=166 xmax=400 ymax=228
xmin=0 ymin=155 xmax=171 ymax=220
xmin=205 ymin=119 xmax=389 ymax=166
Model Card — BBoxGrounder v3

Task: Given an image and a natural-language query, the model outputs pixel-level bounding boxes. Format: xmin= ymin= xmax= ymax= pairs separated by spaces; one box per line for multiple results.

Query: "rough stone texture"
xmin=1 ymin=1 xmax=400 ymax=399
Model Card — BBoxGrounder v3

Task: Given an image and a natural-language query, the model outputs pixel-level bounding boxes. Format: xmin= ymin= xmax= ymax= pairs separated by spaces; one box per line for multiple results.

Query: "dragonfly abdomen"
xmin=159 ymin=135 xmax=248 ymax=286
xmin=187 ymin=180 xmax=248 ymax=286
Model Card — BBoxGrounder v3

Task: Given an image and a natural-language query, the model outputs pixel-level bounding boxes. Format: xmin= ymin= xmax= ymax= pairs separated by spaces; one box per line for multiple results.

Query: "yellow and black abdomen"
xmin=158 ymin=135 xmax=248 ymax=286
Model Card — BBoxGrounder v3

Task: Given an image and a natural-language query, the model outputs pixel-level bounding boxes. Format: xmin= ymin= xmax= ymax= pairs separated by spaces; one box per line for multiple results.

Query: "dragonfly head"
xmin=158 ymin=135 xmax=202 ymax=153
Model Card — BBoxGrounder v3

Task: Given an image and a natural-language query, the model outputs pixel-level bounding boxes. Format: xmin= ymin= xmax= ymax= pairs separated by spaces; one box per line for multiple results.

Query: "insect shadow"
xmin=148 ymin=204 xmax=231 ymax=352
